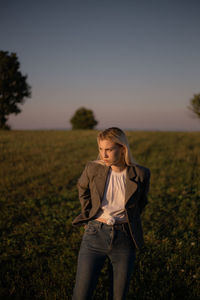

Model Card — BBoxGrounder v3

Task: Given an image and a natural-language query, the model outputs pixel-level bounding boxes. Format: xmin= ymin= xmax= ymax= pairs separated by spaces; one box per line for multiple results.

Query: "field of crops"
xmin=0 ymin=130 xmax=199 ymax=299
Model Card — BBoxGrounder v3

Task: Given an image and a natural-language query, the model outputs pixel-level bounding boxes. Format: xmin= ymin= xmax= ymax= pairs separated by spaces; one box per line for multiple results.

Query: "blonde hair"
xmin=97 ymin=127 xmax=135 ymax=166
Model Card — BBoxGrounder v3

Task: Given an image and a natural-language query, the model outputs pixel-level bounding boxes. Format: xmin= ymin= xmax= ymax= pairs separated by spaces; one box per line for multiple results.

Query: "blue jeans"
xmin=72 ymin=220 xmax=136 ymax=300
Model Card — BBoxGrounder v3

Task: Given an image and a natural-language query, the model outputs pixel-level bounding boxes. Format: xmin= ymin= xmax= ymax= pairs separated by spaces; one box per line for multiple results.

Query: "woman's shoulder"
xmin=131 ymin=163 xmax=150 ymax=181
xmin=84 ymin=160 xmax=107 ymax=173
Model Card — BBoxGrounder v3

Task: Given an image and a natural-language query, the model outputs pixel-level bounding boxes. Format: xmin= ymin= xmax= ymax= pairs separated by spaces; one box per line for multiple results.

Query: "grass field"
xmin=0 ymin=130 xmax=200 ymax=300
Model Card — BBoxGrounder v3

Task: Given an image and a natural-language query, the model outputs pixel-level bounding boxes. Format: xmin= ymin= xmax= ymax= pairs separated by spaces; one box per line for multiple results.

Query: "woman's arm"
xmin=77 ymin=164 xmax=92 ymax=219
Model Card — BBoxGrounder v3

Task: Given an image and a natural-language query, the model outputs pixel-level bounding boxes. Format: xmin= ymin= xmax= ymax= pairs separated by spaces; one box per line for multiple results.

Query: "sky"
xmin=1 ymin=0 xmax=200 ymax=131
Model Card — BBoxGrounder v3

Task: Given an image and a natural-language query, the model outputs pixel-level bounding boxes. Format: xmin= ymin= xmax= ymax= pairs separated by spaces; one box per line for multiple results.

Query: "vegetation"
xmin=188 ymin=93 xmax=200 ymax=120
xmin=0 ymin=50 xmax=31 ymax=130
xmin=70 ymin=107 xmax=98 ymax=129
xmin=0 ymin=130 xmax=199 ymax=299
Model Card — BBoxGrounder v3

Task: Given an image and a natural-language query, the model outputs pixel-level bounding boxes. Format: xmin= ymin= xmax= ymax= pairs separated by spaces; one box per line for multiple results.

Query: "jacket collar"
xmin=125 ymin=165 xmax=138 ymax=204
xmin=94 ymin=164 xmax=138 ymax=203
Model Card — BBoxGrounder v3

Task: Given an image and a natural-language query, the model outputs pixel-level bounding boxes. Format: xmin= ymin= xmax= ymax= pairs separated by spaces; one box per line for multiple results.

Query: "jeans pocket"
xmin=84 ymin=223 xmax=98 ymax=235
xmin=123 ymin=224 xmax=132 ymax=238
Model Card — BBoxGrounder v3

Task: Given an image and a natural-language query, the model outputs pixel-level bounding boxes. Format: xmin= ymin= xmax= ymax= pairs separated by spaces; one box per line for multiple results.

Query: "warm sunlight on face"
xmin=98 ymin=139 xmax=125 ymax=172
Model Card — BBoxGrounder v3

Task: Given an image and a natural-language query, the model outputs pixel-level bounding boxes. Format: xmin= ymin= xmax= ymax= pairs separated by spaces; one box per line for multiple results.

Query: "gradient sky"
xmin=1 ymin=0 xmax=200 ymax=130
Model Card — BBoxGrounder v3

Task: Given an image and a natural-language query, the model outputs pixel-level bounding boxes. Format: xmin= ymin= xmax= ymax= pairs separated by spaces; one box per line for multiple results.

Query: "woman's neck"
xmin=111 ymin=163 xmax=126 ymax=173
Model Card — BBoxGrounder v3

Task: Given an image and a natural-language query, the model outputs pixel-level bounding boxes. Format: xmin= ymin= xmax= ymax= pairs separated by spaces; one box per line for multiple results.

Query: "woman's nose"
xmin=103 ymin=151 xmax=108 ymax=158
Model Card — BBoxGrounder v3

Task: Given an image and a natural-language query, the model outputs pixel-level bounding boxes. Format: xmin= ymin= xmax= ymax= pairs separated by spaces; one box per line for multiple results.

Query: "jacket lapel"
xmin=125 ymin=165 xmax=138 ymax=204
xmin=93 ymin=164 xmax=110 ymax=201
xmin=93 ymin=164 xmax=138 ymax=204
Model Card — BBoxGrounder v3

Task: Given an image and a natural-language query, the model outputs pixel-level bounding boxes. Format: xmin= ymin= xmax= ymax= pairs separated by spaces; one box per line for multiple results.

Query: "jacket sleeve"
xmin=77 ymin=163 xmax=92 ymax=219
xmin=139 ymin=168 xmax=150 ymax=214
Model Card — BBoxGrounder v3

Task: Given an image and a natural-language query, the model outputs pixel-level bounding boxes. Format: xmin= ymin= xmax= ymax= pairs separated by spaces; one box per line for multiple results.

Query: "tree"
xmin=188 ymin=93 xmax=200 ymax=120
xmin=0 ymin=50 xmax=31 ymax=129
xmin=70 ymin=107 xmax=98 ymax=129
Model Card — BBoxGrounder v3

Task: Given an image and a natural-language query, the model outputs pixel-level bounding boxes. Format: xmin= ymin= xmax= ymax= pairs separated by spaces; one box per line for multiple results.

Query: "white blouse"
xmin=96 ymin=168 xmax=127 ymax=224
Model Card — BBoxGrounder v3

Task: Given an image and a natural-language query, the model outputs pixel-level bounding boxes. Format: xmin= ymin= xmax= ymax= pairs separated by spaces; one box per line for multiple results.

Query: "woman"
xmin=72 ymin=127 xmax=150 ymax=300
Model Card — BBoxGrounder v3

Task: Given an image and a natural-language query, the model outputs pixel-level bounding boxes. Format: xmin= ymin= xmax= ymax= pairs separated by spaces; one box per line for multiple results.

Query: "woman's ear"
xmin=120 ymin=146 xmax=126 ymax=159
xmin=122 ymin=146 xmax=126 ymax=154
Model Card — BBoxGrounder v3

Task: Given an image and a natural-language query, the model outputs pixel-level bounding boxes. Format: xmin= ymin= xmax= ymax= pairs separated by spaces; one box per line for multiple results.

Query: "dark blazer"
xmin=72 ymin=161 xmax=150 ymax=249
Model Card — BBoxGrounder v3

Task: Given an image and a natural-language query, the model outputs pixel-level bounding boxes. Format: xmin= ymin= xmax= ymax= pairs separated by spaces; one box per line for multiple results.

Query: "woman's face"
xmin=98 ymin=139 xmax=125 ymax=168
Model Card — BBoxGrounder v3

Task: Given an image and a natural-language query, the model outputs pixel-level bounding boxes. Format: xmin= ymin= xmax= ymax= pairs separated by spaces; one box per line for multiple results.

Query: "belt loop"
xmin=97 ymin=221 xmax=100 ymax=229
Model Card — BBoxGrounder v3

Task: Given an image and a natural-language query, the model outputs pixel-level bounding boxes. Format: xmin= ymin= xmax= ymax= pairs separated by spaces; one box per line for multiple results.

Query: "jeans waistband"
xmin=89 ymin=219 xmax=129 ymax=231
xmin=95 ymin=217 xmax=128 ymax=225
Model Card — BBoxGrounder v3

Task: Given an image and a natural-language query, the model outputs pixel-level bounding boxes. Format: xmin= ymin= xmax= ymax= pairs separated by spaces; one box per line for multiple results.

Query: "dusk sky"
xmin=1 ymin=0 xmax=200 ymax=131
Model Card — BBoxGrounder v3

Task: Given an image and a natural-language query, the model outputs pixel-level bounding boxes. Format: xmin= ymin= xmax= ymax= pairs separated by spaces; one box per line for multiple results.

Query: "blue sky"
xmin=1 ymin=0 xmax=200 ymax=130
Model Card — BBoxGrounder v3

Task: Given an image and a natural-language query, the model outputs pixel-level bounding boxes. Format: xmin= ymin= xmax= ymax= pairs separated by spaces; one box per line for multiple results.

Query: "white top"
xmin=96 ymin=168 xmax=127 ymax=224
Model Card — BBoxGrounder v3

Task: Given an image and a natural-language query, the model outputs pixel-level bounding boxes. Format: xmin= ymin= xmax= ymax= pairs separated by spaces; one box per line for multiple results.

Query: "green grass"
xmin=0 ymin=130 xmax=199 ymax=299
